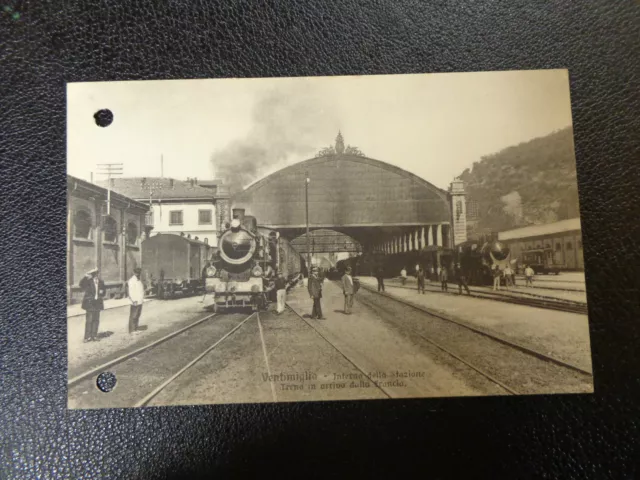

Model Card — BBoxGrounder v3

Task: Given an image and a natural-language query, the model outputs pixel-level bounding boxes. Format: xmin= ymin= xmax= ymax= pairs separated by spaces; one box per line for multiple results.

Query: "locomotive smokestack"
xmin=232 ymin=208 xmax=245 ymax=225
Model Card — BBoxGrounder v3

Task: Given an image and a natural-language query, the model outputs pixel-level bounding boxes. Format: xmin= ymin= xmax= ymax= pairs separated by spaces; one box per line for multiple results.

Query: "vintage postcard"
xmin=67 ymin=69 xmax=593 ymax=409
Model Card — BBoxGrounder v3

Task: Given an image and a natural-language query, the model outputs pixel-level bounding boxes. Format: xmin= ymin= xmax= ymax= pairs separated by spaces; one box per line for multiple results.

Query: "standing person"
xmin=400 ymin=267 xmax=407 ymax=286
xmin=455 ymin=263 xmax=470 ymax=295
xmin=492 ymin=265 xmax=502 ymax=291
xmin=440 ymin=265 xmax=449 ymax=292
xmin=275 ymin=271 xmax=287 ymax=314
xmin=525 ymin=264 xmax=535 ymax=287
xmin=415 ymin=263 xmax=420 ymax=276
xmin=79 ymin=268 xmax=105 ymax=343
xmin=201 ymin=261 xmax=210 ymax=282
xmin=503 ymin=265 xmax=513 ymax=290
xmin=375 ymin=266 xmax=385 ymax=292
xmin=200 ymin=261 xmax=210 ymax=302
xmin=342 ymin=267 xmax=355 ymax=314
xmin=127 ymin=267 xmax=145 ymax=334
xmin=308 ymin=267 xmax=324 ymax=319
xmin=429 ymin=265 xmax=435 ymax=282
xmin=416 ymin=267 xmax=426 ymax=294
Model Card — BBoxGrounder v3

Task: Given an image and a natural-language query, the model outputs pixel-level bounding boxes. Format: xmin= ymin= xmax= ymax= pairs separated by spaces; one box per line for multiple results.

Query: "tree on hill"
xmin=460 ymin=127 xmax=580 ymax=234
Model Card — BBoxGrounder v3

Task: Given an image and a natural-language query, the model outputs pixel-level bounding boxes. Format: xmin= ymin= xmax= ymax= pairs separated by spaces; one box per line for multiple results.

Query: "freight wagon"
xmin=141 ymin=234 xmax=211 ymax=299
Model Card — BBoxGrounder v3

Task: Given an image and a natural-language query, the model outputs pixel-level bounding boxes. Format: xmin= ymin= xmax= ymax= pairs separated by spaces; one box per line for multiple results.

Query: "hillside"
xmin=459 ymin=127 xmax=580 ymax=234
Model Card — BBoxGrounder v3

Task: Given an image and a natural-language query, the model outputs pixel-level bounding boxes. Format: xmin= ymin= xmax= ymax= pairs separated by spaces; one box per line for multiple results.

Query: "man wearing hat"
xmin=127 ymin=267 xmax=145 ymax=334
xmin=307 ymin=266 xmax=324 ymax=319
xmin=79 ymin=268 xmax=106 ymax=342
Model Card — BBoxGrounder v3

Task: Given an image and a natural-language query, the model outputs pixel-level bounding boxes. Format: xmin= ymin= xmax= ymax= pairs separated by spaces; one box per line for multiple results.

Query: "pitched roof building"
xmin=97 ymin=177 xmax=231 ymax=247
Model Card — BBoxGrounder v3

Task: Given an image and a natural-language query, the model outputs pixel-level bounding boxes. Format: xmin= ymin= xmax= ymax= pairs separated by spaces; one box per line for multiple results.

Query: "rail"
xmin=356 ymin=282 xmax=592 ymax=377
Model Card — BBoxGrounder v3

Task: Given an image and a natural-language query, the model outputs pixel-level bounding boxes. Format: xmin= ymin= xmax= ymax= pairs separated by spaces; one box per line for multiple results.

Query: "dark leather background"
xmin=1 ymin=1 xmax=639 ymax=478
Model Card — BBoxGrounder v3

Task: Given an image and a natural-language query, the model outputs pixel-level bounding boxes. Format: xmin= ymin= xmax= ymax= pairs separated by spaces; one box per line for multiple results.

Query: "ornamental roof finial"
xmin=335 ymin=131 xmax=345 ymax=155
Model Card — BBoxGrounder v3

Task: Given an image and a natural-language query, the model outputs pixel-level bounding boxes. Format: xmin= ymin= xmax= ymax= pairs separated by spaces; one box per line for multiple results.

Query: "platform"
xmin=68 ymin=296 xmax=207 ymax=377
xmin=378 ymin=276 xmax=587 ymax=303
xmin=67 ymin=297 xmax=154 ymax=318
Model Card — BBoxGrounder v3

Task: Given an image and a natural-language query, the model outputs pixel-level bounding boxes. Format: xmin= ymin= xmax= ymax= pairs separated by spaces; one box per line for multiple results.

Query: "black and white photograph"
xmin=66 ymin=70 xmax=593 ymax=409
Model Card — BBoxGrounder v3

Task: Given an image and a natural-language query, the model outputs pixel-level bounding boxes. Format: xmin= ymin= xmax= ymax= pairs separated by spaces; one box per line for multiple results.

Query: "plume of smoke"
xmin=211 ymin=83 xmax=337 ymax=195
xmin=501 ymin=191 xmax=523 ymax=224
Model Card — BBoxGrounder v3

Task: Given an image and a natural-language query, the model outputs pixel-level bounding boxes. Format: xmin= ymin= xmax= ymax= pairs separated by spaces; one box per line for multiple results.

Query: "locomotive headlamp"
xmin=252 ymin=266 xmax=263 ymax=277
xmin=230 ymin=219 xmax=241 ymax=230
xmin=206 ymin=266 xmax=217 ymax=277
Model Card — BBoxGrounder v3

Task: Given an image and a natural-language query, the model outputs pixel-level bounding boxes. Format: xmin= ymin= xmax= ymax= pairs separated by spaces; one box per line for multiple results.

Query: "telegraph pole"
xmin=96 ymin=163 xmax=123 ymax=215
xmin=305 ymin=173 xmax=311 ymax=275
xmin=140 ymin=178 xmax=166 ymax=225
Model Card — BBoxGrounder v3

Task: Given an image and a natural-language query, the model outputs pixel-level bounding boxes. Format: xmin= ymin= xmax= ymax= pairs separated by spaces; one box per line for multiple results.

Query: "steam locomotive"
xmin=456 ymin=238 xmax=514 ymax=286
xmin=203 ymin=209 xmax=303 ymax=312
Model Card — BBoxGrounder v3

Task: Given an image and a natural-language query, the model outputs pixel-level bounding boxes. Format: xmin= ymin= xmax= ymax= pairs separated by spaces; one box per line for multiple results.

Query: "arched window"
xmin=566 ymin=242 xmax=573 ymax=250
xmin=126 ymin=222 xmax=138 ymax=245
xmin=103 ymin=216 xmax=118 ymax=243
xmin=555 ymin=242 xmax=562 ymax=252
xmin=74 ymin=210 xmax=92 ymax=239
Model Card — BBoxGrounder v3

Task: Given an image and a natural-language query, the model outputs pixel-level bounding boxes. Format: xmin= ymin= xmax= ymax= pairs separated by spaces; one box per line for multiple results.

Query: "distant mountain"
xmin=459 ymin=127 xmax=580 ymax=235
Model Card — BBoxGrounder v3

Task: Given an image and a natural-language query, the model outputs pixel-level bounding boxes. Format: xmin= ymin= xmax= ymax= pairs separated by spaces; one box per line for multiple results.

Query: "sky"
xmin=67 ymin=69 xmax=573 ymax=191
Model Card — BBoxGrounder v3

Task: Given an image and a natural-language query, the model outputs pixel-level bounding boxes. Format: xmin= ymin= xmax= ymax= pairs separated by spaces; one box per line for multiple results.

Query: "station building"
xmin=498 ymin=217 xmax=584 ymax=270
xmin=97 ymin=177 xmax=231 ymax=247
xmin=67 ymin=175 xmax=149 ymax=304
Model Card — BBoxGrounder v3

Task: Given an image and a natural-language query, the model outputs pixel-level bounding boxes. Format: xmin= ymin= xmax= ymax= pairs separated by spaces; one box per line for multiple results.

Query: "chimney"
xmin=169 ymin=179 xmax=174 ymax=188
xmin=232 ymin=208 xmax=245 ymax=225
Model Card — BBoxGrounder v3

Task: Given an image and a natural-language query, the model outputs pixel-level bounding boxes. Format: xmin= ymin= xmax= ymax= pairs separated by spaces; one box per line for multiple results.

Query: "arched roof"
xmin=232 ymin=154 xmax=451 ymax=229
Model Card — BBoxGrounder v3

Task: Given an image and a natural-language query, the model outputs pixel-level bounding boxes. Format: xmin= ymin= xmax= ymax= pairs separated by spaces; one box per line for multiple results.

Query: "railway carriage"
xmin=203 ymin=209 xmax=303 ymax=312
xmin=141 ymin=234 xmax=211 ymax=299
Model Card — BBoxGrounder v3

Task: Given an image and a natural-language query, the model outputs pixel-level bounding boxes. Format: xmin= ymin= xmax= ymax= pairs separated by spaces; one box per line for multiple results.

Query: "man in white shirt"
xmin=127 ymin=267 xmax=145 ymax=334
xmin=503 ymin=265 xmax=513 ymax=290
xmin=524 ymin=265 xmax=535 ymax=287
xmin=400 ymin=267 xmax=407 ymax=285
xmin=342 ymin=267 xmax=355 ymax=314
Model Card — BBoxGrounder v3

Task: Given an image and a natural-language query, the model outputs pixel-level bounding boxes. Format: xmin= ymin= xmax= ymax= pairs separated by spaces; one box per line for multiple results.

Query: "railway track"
xmin=68 ymin=311 xmax=257 ymax=408
xmin=352 ymin=285 xmax=592 ymax=395
xmin=358 ymin=282 xmax=592 ymax=377
xmin=376 ymin=281 xmax=588 ymax=315
xmin=284 ymin=304 xmax=394 ymax=399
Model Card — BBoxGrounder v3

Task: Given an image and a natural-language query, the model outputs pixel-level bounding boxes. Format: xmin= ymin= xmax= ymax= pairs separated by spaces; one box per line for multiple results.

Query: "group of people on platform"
xmin=307 ymin=265 xmax=357 ymax=319
xmin=492 ymin=264 xmax=536 ymax=290
xmin=79 ymin=266 xmax=146 ymax=343
xmin=391 ymin=263 xmax=471 ymax=296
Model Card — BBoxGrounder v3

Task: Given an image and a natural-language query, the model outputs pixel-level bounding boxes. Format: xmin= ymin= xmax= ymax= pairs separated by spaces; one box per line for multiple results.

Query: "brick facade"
xmin=67 ymin=176 xmax=148 ymax=304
